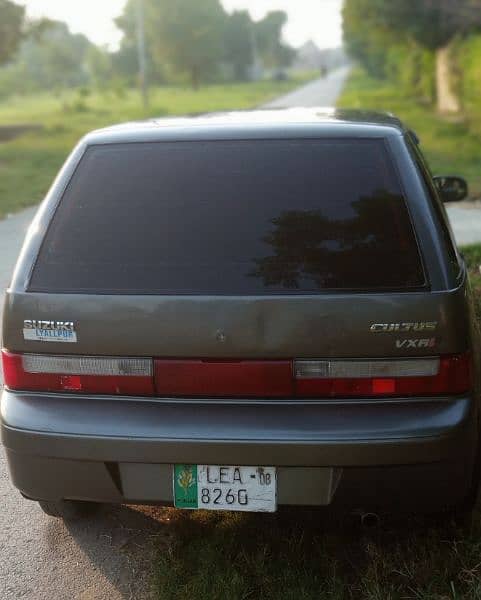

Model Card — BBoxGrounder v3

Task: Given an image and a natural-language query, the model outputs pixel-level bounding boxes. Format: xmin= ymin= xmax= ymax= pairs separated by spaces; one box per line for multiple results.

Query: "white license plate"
xmin=173 ymin=465 xmax=277 ymax=513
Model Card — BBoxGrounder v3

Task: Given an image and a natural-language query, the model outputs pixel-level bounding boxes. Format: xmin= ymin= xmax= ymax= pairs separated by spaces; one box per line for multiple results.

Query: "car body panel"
xmin=1 ymin=285 xmax=472 ymax=358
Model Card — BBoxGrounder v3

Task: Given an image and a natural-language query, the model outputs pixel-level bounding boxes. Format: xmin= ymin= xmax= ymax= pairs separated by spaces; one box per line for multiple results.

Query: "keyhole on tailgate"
xmin=216 ymin=330 xmax=227 ymax=343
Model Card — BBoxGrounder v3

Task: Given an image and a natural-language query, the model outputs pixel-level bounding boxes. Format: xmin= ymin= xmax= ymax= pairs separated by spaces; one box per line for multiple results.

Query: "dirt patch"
xmin=0 ymin=124 xmax=42 ymax=142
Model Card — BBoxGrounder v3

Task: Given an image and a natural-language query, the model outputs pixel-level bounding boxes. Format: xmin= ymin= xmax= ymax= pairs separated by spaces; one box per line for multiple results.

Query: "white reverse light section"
xmin=294 ymin=359 xmax=440 ymax=379
xmin=22 ymin=355 xmax=152 ymax=377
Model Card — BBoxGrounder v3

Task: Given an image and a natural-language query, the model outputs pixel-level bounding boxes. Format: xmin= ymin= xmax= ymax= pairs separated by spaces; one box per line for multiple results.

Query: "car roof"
xmin=83 ymin=108 xmax=407 ymax=146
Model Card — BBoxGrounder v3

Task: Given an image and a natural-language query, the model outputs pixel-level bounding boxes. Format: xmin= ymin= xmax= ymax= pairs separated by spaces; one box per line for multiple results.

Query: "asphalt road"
xmin=1 ymin=68 xmax=481 ymax=600
xmin=445 ymin=205 xmax=481 ymax=246
xmin=263 ymin=65 xmax=351 ymax=108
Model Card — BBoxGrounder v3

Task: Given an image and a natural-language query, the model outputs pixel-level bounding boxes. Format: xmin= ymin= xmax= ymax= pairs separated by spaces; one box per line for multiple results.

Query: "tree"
xmin=115 ymin=1 xmax=160 ymax=87
xmin=118 ymin=0 xmax=226 ymax=89
xmin=344 ymin=0 xmax=481 ymax=112
xmin=0 ymin=0 xmax=25 ymax=65
xmin=376 ymin=1 xmax=481 ymax=50
xmin=376 ymin=0 xmax=481 ymax=112
xmin=2 ymin=20 xmax=92 ymax=93
xmin=112 ymin=43 xmax=142 ymax=85
xmin=255 ymin=11 xmax=294 ymax=70
xmin=223 ymin=11 xmax=254 ymax=81
xmin=343 ymin=0 xmax=397 ymax=78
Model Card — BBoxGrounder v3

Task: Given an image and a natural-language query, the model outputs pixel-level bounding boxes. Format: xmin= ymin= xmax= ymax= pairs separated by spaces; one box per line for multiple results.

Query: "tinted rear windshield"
xmin=30 ymin=139 xmax=425 ymax=295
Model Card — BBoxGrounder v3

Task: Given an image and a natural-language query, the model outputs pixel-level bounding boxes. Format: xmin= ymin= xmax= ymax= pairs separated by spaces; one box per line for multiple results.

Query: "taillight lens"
xmin=294 ymin=355 xmax=471 ymax=398
xmin=154 ymin=360 xmax=293 ymax=398
xmin=1 ymin=351 xmax=154 ymax=396
xmin=1 ymin=351 xmax=472 ymax=398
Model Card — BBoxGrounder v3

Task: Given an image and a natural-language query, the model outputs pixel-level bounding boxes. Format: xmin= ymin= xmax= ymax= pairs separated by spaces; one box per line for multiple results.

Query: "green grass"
xmin=338 ymin=69 xmax=481 ymax=198
xmin=153 ymin=506 xmax=481 ymax=599
xmin=463 ymin=245 xmax=481 ymax=270
xmin=0 ymin=75 xmax=311 ymax=219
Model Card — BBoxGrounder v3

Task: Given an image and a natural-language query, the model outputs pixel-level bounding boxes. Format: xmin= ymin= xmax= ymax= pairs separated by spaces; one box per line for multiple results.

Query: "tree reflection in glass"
xmin=250 ymin=190 xmax=424 ymax=291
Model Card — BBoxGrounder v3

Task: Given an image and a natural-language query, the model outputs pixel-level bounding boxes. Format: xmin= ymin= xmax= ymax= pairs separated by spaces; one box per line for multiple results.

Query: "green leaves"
xmin=344 ymin=0 xmax=481 ymax=72
xmin=0 ymin=0 xmax=25 ymax=66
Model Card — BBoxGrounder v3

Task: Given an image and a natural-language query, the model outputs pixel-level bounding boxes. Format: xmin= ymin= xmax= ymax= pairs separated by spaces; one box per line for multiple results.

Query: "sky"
xmin=15 ymin=0 xmax=344 ymax=50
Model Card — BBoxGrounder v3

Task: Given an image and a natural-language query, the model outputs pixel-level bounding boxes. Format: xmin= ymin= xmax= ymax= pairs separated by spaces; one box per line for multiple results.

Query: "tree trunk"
xmin=436 ymin=44 xmax=461 ymax=114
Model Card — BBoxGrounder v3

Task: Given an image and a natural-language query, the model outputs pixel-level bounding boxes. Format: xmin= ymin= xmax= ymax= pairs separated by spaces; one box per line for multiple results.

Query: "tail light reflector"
xmin=1 ymin=351 xmax=154 ymax=396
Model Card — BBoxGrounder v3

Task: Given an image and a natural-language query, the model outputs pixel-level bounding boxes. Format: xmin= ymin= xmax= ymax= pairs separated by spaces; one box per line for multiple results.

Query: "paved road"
xmin=446 ymin=205 xmax=481 ymax=246
xmin=0 ymin=208 xmax=36 ymax=330
xmin=263 ymin=65 xmax=351 ymax=108
xmin=1 ymin=68 xmax=481 ymax=600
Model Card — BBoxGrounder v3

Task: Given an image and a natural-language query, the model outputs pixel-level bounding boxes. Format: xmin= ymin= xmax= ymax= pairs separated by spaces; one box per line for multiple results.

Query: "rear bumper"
xmin=1 ymin=390 xmax=478 ymax=511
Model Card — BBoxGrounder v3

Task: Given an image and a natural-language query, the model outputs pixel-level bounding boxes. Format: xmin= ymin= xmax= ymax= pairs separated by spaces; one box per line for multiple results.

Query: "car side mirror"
xmin=433 ymin=176 xmax=468 ymax=203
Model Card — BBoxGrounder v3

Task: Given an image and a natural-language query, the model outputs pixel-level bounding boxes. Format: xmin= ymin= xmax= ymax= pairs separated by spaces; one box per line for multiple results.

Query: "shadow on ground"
xmin=58 ymin=504 xmax=170 ymax=599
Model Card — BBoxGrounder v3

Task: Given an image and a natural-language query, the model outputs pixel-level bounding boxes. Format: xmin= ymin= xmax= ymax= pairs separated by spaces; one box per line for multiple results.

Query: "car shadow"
xmin=45 ymin=503 xmax=172 ymax=599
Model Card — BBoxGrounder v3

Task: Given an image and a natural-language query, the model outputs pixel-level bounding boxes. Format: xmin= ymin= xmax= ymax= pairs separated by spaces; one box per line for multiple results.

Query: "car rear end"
xmin=1 ymin=116 xmax=479 ymax=516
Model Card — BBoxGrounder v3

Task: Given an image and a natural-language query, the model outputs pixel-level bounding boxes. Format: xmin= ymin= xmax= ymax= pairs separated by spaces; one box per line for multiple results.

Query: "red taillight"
xmin=294 ymin=355 xmax=471 ymax=398
xmin=154 ymin=360 xmax=293 ymax=398
xmin=1 ymin=351 xmax=472 ymax=398
xmin=1 ymin=351 xmax=154 ymax=396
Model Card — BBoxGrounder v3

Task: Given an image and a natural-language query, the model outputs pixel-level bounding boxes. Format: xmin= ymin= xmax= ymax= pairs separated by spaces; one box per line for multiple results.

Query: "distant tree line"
xmin=0 ymin=0 xmax=294 ymax=99
xmin=343 ymin=0 xmax=481 ymax=113
xmin=116 ymin=0 xmax=293 ymax=88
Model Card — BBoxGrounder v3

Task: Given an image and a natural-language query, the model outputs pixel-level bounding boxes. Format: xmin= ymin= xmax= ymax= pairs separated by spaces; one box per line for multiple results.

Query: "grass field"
xmin=153 ymin=499 xmax=481 ymax=599
xmin=338 ymin=69 xmax=481 ymax=198
xmin=0 ymin=76 xmax=312 ymax=219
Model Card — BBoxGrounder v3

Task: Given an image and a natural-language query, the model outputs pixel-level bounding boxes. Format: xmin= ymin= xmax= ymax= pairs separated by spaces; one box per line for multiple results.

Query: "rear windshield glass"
xmin=30 ymin=139 xmax=425 ymax=295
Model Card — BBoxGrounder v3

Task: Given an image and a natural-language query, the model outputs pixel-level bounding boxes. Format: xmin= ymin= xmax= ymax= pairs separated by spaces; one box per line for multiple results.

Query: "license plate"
xmin=173 ymin=465 xmax=277 ymax=513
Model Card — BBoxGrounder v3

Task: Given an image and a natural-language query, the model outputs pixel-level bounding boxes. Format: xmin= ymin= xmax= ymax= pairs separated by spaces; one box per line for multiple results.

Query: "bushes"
xmin=455 ymin=34 xmax=481 ymax=134
xmin=345 ymin=28 xmax=481 ymax=122
xmin=386 ymin=42 xmax=436 ymax=104
xmin=417 ymin=47 xmax=437 ymax=104
xmin=461 ymin=244 xmax=481 ymax=323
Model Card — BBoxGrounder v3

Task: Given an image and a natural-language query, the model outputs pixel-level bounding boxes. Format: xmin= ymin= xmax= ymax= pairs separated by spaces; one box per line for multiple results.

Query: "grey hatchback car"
xmin=1 ymin=108 xmax=479 ymax=520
